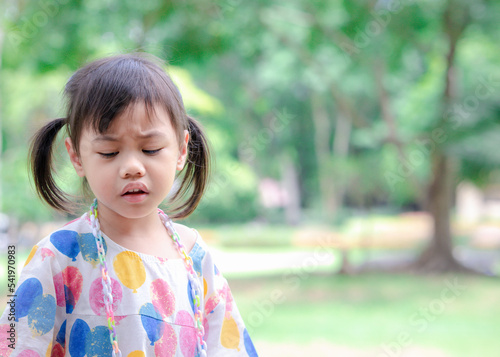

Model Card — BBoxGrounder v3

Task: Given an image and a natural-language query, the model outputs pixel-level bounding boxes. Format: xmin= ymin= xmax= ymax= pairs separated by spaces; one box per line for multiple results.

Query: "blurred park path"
xmin=255 ymin=340 xmax=451 ymax=357
xmin=206 ymin=211 xmax=500 ymax=276
xmin=211 ymin=248 xmax=336 ymax=275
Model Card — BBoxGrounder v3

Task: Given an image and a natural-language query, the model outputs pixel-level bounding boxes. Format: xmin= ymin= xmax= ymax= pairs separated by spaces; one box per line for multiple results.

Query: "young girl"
xmin=0 ymin=53 xmax=258 ymax=357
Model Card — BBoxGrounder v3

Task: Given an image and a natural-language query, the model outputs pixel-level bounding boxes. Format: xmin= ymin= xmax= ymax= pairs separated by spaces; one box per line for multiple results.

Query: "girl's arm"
xmin=194 ymin=236 xmax=259 ymax=356
xmin=0 ymin=239 xmax=62 ymax=356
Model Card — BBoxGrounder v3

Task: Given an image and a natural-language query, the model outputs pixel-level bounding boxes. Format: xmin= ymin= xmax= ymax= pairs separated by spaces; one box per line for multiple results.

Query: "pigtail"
xmin=29 ymin=118 xmax=71 ymax=212
xmin=170 ymin=116 xmax=211 ymax=219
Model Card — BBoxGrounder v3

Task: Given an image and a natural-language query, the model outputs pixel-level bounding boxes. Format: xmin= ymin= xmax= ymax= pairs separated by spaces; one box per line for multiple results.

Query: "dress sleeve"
xmin=193 ymin=237 xmax=258 ymax=357
xmin=0 ymin=240 xmax=63 ymax=357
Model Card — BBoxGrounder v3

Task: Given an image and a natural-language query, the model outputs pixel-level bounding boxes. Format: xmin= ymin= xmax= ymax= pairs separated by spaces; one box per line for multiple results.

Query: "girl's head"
xmin=30 ymin=53 xmax=211 ymax=219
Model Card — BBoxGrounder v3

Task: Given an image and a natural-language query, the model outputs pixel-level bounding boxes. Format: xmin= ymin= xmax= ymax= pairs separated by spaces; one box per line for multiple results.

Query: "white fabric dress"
xmin=0 ymin=213 xmax=258 ymax=357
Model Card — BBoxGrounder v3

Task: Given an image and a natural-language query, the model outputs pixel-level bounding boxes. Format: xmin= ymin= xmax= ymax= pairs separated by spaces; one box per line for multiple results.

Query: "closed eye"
xmin=98 ymin=152 xmax=118 ymax=158
xmin=143 ymin=149 xmax=162 ymax=155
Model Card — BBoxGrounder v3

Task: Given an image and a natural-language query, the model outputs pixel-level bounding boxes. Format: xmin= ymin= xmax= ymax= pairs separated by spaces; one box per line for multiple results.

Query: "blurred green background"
xmin=1 ymin=0 xmax=500 ymax=356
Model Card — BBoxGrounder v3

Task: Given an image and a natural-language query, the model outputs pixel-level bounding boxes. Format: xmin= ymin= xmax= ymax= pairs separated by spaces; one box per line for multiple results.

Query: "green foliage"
xmin=1 ymin=68 xmax=69 ymax=221
xmin=189 ymin=158 xmax=259 ymax=223
xmin=1 ymin=0 xmax=500 ymax=224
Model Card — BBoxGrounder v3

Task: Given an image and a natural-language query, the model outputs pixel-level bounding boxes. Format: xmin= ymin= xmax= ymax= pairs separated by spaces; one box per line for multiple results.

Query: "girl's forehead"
xmin=100 ymin=102 xmax=175 ymax=133
xmin=79 ymin=104 xmax=182 ymax=147
xmin=119 ymin=102 xmax=171 ymax=124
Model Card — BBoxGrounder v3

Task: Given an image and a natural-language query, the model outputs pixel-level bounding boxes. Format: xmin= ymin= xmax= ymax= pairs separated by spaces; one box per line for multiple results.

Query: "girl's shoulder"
xmin=19 ymin=214 xmax=91 ymax=272
xmin=32 ymin=213 xmax=91 ymax=251
xmin=172 ymin=222 xmax=199 ymax=253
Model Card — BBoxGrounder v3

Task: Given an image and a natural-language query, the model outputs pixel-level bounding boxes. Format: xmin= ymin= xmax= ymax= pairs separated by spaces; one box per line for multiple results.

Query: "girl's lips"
xmin=121 ymin=192 xmax=148 ymax=203
xmin=121 ymin=182 xmax=149 ymax=196
xmin=120 ymin=182 xmax=149 ymax=203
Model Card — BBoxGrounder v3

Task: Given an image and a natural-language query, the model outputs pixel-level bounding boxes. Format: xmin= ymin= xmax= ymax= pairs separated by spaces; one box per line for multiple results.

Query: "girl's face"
xmin=65 ymin=102 xmax=188 ymax=224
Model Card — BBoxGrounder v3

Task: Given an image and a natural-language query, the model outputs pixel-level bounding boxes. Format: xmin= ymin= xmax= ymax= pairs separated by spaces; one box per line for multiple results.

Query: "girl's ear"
xmin=176 ymin=130 xmax=189 ymax=171
xmin=65 ymin=137 xmax=85 ymax=177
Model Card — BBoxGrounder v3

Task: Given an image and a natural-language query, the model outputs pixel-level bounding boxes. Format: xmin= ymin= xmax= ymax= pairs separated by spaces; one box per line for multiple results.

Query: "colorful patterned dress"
xmin=0 ymin=213 xmax=258 ymax=356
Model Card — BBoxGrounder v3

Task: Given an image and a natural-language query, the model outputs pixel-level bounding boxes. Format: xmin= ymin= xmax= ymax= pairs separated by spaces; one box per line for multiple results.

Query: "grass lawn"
xmin=230 ymin=272 xmax=500 ymax=357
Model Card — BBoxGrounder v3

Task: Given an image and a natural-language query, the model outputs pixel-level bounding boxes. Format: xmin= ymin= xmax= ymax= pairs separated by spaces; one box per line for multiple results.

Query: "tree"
xmin=414 ymin=0 xmax=472 ymax=272
xmin=206 ymin=0 xmax=500 ymax=272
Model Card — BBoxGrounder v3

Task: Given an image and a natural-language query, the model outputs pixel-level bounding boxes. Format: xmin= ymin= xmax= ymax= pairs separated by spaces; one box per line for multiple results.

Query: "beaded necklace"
xmin=89 ymin=199 xmax=207 ymax=356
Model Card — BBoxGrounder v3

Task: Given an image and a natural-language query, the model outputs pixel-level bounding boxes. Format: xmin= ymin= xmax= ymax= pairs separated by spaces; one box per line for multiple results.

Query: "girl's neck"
xmin=96 ymin=205 xmax=165 ymax=243
xmin=91 ymin=201 xmax=182 ymax=259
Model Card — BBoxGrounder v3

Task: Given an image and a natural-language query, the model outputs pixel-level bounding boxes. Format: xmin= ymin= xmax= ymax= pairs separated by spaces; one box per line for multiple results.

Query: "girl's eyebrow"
xmin=92 ymin=135 xmax=119 ymax=142
xmin=92 ymin=131 xmax=166 ymax=142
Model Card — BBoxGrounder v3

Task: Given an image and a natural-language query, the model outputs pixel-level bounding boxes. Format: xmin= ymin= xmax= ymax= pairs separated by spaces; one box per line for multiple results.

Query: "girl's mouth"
xmin=121 ymin=184 xmax=149 ymax=203
xmin=123 ymin=189 xmax=145 ymax=195
xmin=121 ymin=190 xmax=148 ymax=203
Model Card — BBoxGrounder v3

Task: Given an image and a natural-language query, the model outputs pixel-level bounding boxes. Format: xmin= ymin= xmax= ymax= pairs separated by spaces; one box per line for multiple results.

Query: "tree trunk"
xmin=311 ymin=93 xmax=336 ymax=214
xmin=311 ymin=93 xmax=354 ymax=274
xmin=333 ymin=111 xmax=353 ymax=275
xmin=414 ymin=151 xmax=468 ymax=272
xmin=332 ymin=110 xmax=351 ymax=207
xmin=282 ymin=156 xmax=301 ymax=225
xmin=413 ymin=0 xmax=474 ymax=273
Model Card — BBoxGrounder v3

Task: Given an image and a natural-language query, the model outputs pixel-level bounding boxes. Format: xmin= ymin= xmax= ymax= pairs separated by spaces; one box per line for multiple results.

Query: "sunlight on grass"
xmin=231 ymin=273 xmax=500 ymax=357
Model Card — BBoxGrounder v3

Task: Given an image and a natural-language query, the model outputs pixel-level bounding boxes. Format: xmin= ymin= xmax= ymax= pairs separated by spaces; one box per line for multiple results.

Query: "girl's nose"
xmin=119 ymin=153 xmax=145 ymax=178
